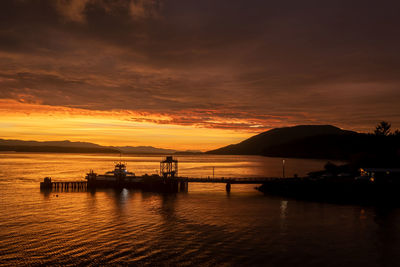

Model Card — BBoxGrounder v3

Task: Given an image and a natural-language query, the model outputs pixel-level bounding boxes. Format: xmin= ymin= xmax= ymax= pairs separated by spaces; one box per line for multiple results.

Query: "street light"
xmin=282 ymin=159 xmax=285 ymax=178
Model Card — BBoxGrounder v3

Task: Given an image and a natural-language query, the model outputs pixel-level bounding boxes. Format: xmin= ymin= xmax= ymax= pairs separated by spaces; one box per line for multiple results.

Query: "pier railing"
xmin=40 ymin=181 xmax=87 ymax=190
xmin=175 ymin=177 xmax=282 ymax=184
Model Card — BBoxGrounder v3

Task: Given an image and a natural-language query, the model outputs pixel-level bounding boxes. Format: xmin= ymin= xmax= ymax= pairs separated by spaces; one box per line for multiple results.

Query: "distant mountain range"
xmin=0 ymin=139 xmax=103 ymax=148
xmin=2 ymin=124 xmax=399 ymax=164
xmin=207 ymin=125 xmax=400 ymax=164
xmin=0 ymin=139 xmax=200 ymax=154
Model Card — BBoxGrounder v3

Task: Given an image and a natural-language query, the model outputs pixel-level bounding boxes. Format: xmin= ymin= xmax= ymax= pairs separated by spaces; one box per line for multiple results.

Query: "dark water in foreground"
xmin=1 ymin=153 xmax=400 ymax=266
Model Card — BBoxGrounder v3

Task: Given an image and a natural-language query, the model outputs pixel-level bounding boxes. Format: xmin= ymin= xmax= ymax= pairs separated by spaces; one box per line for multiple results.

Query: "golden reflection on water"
xmin=0 ymin=152 xmax=343 ymax=186
xmin=1 ymin=153 xmax=400 ymax=266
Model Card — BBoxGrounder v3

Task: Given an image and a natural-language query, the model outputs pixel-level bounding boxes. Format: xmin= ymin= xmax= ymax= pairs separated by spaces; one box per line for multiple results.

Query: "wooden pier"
xmin=40 ymin=156 xmax=289 ymax=193
xmin=40 ymin=176 xmax=285 ymax=193
xmin=40 ymin=178 xmax=88 ymax=191
xmin=180 ymin=177 xmax=277 ymax=184
xmin=177 ymin=177 xmax=280 ymax=192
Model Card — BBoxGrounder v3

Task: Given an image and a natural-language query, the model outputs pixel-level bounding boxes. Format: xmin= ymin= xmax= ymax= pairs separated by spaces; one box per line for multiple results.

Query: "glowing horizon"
xmin=0 ymin=98 xmax=398 ymax=151
xmin=0 ymin=99 xmax=254 ymax=151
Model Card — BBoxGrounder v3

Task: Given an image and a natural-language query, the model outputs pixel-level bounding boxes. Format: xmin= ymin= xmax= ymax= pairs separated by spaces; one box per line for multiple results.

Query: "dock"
xmin=38 ymin=155 xmax=400 ymax=203
xmin=40 ymin=179 xmax=88 ymax=191
xmin=40 ymin=176 xmax=284 ymax=193
xmin=39 ymin=156 xmax=290 ymax=193
xmin=181 ymin=177 xmax=277 ymax=184
xmin=180 ymin=177 xmax=279 ymax=192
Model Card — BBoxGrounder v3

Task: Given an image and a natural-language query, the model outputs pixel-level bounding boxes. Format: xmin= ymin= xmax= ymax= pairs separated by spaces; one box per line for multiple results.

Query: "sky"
xmin=0 ymin=0 xmax=399 ymax=150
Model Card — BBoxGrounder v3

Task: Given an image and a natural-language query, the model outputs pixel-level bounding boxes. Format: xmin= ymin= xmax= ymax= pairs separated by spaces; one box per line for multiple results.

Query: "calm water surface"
xmin=1 ymin=153 xmax=400 ymax=266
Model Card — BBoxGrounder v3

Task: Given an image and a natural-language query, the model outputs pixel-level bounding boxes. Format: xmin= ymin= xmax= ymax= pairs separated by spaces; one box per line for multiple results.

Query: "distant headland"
xmin=207 ymin=123 xmax=400 ymax=167
xmin=0 ymin=139 xmax=200 ymax=155
xmin=2 ymin=123 xmax=399 ymax=167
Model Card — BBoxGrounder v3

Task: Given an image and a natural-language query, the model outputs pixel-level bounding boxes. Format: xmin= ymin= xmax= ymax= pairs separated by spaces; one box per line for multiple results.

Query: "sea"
xmin=1 ymin=153 xmax=400 ymax=266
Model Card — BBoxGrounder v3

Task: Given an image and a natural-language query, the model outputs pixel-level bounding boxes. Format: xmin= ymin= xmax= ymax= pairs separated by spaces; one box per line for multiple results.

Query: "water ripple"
xmin=1 ymin=154 xmax=399 ymax=266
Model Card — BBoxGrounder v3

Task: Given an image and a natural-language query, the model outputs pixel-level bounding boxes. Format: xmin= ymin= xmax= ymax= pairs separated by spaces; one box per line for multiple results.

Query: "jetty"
xmin=40 ymin=178 xmax=88 ymax=190
xmin=40 ymin=156 xmax=286 ymax=193
xmin=40 ymin=175 xmax=282 ymax=192
xmin=40 ymin=157 xmax=400 ymax=201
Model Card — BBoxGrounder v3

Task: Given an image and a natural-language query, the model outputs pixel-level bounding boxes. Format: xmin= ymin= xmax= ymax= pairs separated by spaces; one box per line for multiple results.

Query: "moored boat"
xmin=85 ymin=157 xmax=184 ymax=191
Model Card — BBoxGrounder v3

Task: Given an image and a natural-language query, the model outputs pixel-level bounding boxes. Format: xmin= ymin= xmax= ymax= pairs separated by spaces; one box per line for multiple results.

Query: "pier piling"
xmin=40 ymin=180 xmax=88 ymax=191
xmin=226 ymin=183 xmax=231 ymax=193
xmin=179 ymin=181 xmax=188 ymax=192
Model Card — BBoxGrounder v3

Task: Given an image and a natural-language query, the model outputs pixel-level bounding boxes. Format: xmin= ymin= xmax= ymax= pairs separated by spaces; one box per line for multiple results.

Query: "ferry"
xmin=37 ymin=156 xmax=185 ymax=191
xmin=85 ymin=157 xmax=180 ymax=190
xmin=86 ymin=162 xmax=146 ymax=185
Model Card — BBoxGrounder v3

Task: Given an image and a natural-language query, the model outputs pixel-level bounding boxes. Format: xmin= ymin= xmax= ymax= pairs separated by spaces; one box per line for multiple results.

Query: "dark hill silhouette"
xmin=0 ymin=139 xmax=102 ymax=148
xmin=207 ymin=125 xmax=400 ymax=165
xmin=207 ymin=125 xmax=356 ymax=156
xmin=0 ymin=139 xmax=195 ymax=154
xmin=0 ymin=145 xmax=119 ymax=153
xmin=0 ymin=139 xmax=114 ymax=153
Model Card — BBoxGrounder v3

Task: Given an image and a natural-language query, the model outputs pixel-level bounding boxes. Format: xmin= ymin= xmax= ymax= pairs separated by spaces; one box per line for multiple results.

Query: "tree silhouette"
xmin=374 ymin=121 xmax=391 ymax=136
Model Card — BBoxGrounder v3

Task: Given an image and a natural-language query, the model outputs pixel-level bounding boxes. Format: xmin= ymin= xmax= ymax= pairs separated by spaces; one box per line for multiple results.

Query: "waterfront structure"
xmin=41 ymin=158 xmax=400 ymax=202
xmin=359 ymin=168 xmax=400 ymax=182
xmin=160 ymin=156 xmax=178 ymax=178
xmin=40 ymin=156 xmax=274 ymax=192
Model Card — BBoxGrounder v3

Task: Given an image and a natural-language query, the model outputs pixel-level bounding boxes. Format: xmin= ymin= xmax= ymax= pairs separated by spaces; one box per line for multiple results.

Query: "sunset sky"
xmin=0 ymin=0 xmax=399 ymax=150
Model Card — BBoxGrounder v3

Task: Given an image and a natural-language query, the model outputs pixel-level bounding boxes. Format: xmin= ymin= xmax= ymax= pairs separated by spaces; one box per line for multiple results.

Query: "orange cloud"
xmin=0 ymin=99 xmax=253 ymax=150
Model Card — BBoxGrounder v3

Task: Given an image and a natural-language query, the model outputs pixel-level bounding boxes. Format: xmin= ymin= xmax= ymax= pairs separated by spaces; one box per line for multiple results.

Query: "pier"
xmin=39 ymin=157 xmax=291 ymax=193
xmin=40 ymin=178 xmax=88 ymax=191
xmin=177 ymin=177 xmax=279 ymax=192
xmin=179 ymin=177 xmax=277 ymax=184
xmin=40 ymin=175 xmax=284 ymax=192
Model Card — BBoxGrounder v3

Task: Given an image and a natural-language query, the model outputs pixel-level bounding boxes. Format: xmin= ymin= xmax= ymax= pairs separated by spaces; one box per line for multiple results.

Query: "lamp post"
xmin=282 ymin=159 xmax=285 ymax=178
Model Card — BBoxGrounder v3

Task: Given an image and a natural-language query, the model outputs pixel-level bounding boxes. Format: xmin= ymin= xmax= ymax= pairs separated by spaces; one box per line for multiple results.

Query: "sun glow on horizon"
xmin=0 ymin=99 xmax=253 ymax=150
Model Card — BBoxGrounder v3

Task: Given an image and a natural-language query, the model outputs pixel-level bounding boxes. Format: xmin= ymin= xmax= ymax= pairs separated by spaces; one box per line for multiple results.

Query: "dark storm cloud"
xmin=0 ymin=0 xmax=399 ymax=131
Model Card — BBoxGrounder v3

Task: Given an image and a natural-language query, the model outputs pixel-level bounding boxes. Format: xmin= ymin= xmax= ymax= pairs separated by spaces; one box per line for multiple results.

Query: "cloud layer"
xmin=0 ymin=0 xmax=400 ymax=135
